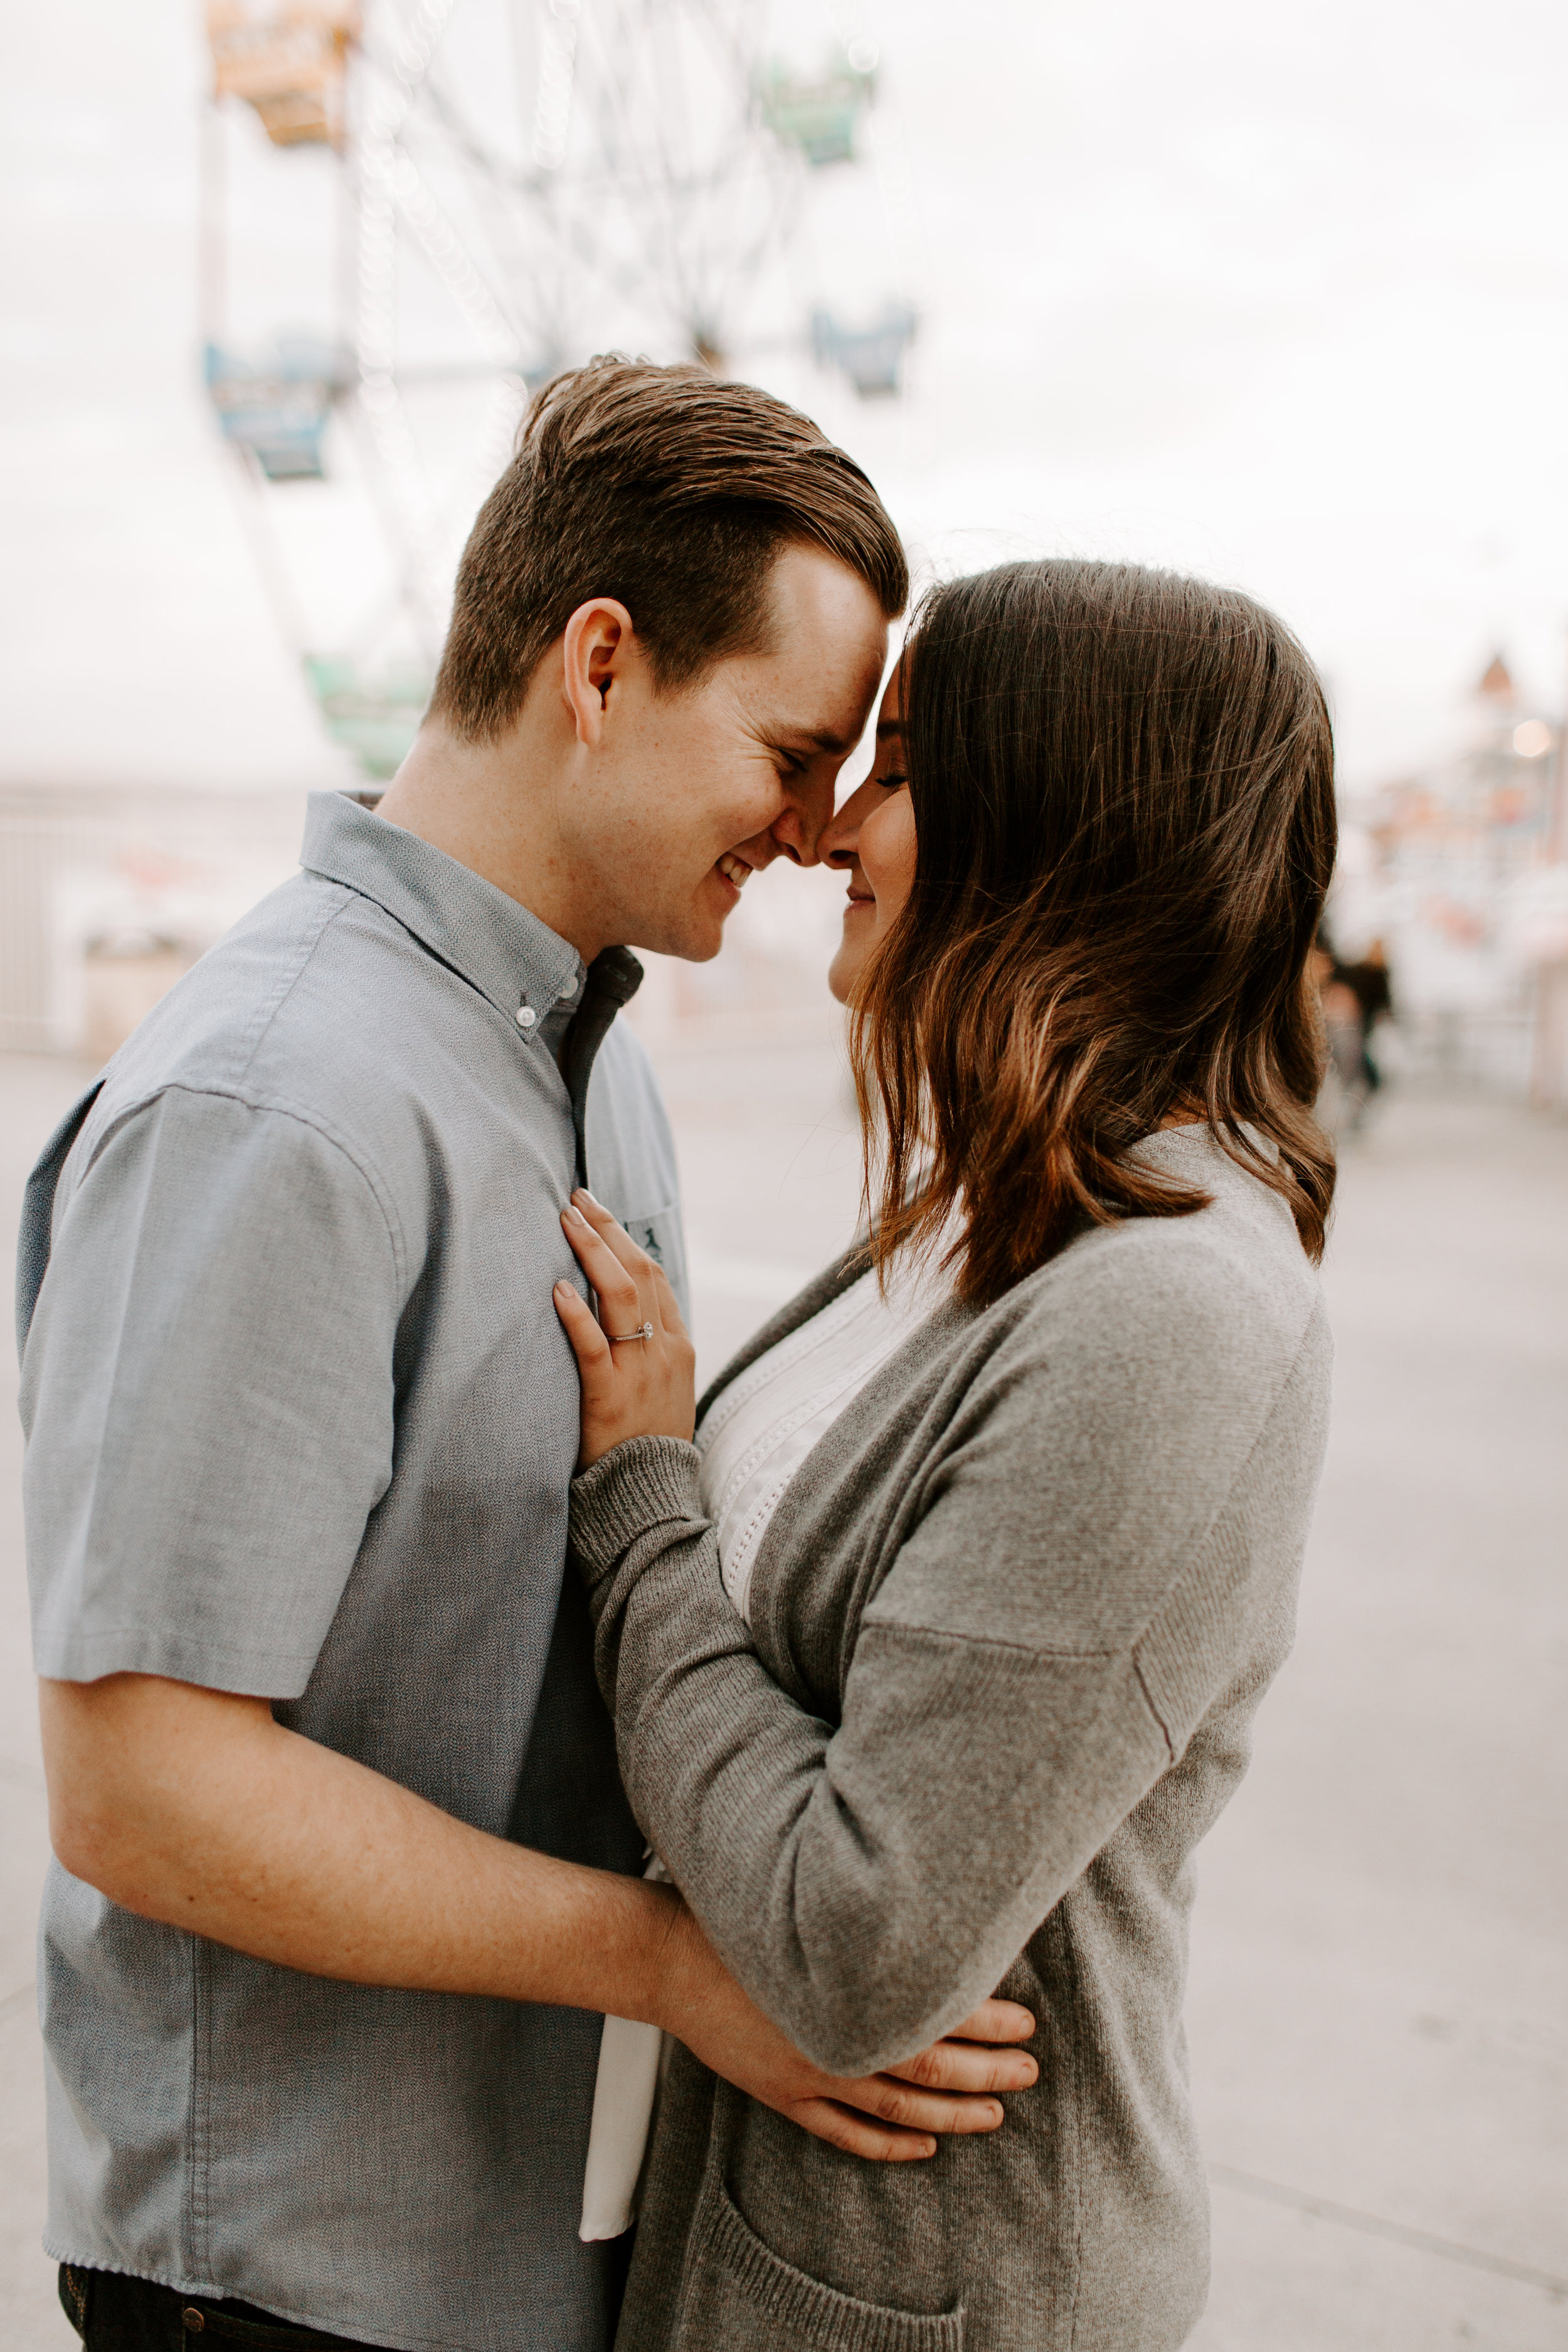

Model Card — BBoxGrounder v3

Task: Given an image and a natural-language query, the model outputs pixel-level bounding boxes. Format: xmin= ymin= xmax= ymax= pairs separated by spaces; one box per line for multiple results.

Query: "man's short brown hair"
xmin=428 ymin=358 xmax=908 ymax=741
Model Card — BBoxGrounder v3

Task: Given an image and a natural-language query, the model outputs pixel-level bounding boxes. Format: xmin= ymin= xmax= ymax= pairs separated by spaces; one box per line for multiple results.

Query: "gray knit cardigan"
xmin=569 ymin=1128 xmax=1331 ymax=2352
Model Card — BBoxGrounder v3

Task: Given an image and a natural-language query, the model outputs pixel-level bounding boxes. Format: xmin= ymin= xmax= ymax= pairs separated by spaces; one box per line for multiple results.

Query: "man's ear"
xmin=561 ymin=598 xmax=637 ymax=746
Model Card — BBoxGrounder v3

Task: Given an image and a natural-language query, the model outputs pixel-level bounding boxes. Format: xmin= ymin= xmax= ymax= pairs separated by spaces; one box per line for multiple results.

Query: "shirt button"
xmin=559 ymin=974 xmax=579 ymax=999
xmin=182 ymin=2313 xmax=206 ymax=2334
xmin=516 ymin=1005 xmax=537 ymax=1029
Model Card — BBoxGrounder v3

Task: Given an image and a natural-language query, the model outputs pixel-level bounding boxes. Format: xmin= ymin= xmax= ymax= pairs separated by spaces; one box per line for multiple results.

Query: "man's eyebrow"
xmin=768 ymin=723 xmax=856 ymax=755
xmin=876 ymin=719 xmax=905 ymax=738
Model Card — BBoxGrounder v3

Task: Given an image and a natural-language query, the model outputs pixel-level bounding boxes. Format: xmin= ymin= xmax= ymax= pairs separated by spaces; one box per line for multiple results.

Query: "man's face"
xmin=560 ymin=544 xmax=890 ymax=961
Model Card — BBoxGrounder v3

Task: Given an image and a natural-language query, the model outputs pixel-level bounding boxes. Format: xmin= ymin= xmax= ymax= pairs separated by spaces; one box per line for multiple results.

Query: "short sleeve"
xmin=21 ymin=1086 xmax=401 ymax=1697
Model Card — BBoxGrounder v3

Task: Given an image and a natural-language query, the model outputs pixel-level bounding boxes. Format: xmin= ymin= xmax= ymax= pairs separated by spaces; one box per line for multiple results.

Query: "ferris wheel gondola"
xmin=199 ymin=0 xmax=918 ymax=778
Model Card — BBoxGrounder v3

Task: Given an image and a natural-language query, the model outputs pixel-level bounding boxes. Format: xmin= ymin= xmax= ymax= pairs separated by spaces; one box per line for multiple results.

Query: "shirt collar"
xmin=300 ymin=792 xmax=642 ymax=1036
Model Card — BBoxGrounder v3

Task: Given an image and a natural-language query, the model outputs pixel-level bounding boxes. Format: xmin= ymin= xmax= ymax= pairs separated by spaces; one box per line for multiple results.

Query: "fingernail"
xmin=578 ymin=1187 xmax=603 ymax=1206
xmin=563 ymin=1203 xmax=588 ymax=1227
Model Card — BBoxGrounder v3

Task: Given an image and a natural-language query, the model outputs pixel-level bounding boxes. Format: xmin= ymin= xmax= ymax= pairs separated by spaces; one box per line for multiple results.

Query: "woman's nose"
xmin=819 ymin=771 xmax=884 ymax=868
xmin=818 ymin=812 xmax=860 ymax=869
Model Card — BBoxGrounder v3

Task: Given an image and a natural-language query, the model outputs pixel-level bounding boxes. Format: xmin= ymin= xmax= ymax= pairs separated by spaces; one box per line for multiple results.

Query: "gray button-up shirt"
xmin=17 ymin=792 xmax=688 ymax=2352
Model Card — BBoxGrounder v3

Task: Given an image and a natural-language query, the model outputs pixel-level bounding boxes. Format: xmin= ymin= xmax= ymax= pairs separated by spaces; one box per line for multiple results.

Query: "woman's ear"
xmin=560 ymin=598 xmax=636 ymax=746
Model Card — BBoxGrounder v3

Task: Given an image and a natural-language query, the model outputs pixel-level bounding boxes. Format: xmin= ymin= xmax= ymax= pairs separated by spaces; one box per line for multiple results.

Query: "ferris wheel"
xmin=199 ymin=0 xmax=918 ymax=779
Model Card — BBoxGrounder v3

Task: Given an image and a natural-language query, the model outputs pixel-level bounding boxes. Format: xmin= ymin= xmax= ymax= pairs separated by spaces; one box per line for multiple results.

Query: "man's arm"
xmin=26 ymin=1092 xmax=1035 ymax=2154
xmin=41 ymin=1671 xmax=1037 ymax=2158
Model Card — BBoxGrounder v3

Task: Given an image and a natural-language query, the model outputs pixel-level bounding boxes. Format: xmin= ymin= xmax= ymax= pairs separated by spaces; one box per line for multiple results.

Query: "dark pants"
xmin=60 ymin=2242 xmax=637 ymax=2351
xmin=58 ymin=2265 xmax=387 ymax=2349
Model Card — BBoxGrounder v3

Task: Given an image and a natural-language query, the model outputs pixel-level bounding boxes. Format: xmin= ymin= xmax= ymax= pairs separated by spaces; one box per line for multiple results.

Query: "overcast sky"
xmin=4 ymin=0 xmax=1567 ymax=795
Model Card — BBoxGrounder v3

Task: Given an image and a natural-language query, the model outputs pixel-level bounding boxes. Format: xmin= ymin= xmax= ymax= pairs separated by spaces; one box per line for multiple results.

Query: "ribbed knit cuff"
xmin=569 ymin=1435 xmax=706 ymax=1576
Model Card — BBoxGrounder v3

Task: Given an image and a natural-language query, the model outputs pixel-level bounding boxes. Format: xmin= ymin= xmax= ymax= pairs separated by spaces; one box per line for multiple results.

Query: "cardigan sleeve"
xmin=569 ymin=1237 xmax=1326 ymax=2079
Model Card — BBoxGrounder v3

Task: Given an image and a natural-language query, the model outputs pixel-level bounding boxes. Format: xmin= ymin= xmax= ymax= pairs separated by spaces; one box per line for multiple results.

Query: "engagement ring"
xmin=609 ymin=1322 xmax=655 ymax=1344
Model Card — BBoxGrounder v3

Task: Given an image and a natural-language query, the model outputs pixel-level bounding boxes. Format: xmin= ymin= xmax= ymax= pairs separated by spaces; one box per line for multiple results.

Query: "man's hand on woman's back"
xmin=652 ymin=1894 xmax=1037 ymax=2159
xmin=40 ymin=1670 xmax=1035 ymax=2160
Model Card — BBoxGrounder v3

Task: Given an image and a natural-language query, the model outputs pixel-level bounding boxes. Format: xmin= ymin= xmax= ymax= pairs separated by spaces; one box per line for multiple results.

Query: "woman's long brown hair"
xmin=850 ymin=559 xmax=1337 ymax=1306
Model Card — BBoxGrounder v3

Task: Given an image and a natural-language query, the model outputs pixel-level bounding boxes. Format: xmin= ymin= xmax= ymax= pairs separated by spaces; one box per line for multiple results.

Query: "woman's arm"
xmin=571 ymin=1429 xmax=1179 ymax=2079
xmin=558 ymin=1192 xmax=1325 ymax=2080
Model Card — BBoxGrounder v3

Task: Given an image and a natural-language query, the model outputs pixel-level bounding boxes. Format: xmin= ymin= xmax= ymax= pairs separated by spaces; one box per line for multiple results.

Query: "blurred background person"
xmin=1315 ymin=930 xmax=1396 ymax=1134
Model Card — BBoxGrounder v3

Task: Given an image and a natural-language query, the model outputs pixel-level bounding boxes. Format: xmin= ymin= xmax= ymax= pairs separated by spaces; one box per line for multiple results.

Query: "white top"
xmin=695 ymin=1247 xmax=955 ymax=1624
xmin=578 ymin=1238 xmax=954 ymax=2243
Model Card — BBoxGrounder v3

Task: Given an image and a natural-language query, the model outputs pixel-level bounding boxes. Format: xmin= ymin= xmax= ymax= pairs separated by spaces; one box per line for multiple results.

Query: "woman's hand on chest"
xmin=554 ymin=1190 xmax=697 ymax=1470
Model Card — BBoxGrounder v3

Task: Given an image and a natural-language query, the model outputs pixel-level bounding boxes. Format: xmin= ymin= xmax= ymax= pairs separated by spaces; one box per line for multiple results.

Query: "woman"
xmin=553 ymin=559 xmax=1337 ymax=2349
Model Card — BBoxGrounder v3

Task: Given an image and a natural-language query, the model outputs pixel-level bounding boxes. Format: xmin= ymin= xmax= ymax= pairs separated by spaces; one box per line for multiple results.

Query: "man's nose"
xmin=768 ymin=771 xmax=837 ymax=868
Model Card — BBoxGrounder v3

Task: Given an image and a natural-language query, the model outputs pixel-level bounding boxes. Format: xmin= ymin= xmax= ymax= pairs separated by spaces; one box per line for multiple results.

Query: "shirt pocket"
xmin=608 ymin=1199 xmax=689 ymax=1328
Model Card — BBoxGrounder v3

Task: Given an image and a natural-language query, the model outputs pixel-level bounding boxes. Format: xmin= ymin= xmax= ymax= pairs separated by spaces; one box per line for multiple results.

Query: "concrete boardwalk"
xmin=1 ymin=1041 xmax=1564 ymax=2348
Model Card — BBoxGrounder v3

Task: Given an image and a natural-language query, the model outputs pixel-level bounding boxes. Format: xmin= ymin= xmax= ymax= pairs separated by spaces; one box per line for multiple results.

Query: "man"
xmin=19 ymin=361 xmax=1022 ymax=2352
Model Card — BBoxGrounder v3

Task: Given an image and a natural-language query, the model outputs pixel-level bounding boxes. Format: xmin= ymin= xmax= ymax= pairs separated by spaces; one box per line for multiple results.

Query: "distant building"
xmin=1340 ymin=655 xmax=1563 ymax=1093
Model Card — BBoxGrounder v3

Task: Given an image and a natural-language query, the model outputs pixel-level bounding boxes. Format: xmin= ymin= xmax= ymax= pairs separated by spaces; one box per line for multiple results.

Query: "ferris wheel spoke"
xmin=686 ymin=0 xmax=768 ymax=96
xmin=352 ymin=2 xmax=477 ymax=642
xmin=399 ymin=94 xmax=564 ymax=361
xmin=391 ymin=152 xmax=524 ymax=364
xmin=580 ymin=1 xmax=696 ymax=317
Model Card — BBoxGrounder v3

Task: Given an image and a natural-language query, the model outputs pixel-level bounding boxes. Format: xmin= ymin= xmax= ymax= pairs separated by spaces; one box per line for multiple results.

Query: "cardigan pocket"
xmin=676 ymin=2176 xmax=965 ymax=2352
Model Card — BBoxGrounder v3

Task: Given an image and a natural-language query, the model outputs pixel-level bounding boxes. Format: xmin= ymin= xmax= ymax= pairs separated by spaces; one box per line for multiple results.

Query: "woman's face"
xmin=822 ymin=665 xmax=918 ymax=1005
